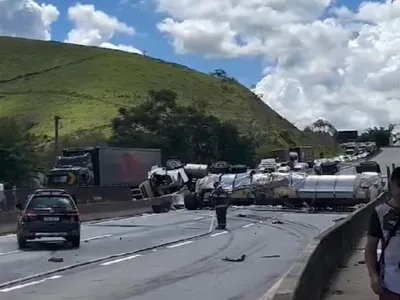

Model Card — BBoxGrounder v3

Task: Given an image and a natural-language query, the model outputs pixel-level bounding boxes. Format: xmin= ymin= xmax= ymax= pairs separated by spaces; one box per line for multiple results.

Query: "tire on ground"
xmin=152 ymin=205 xmax=163 ymax=213
xmin=184 ymin=192 xmax=198 ymax=210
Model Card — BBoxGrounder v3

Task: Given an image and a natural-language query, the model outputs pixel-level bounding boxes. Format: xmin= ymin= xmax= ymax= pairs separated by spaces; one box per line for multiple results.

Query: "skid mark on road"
xmin=0 ymin=275 xmax=62 ymax=292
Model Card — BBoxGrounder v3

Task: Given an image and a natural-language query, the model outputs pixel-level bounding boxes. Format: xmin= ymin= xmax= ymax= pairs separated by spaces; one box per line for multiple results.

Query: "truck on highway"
xmin=344 ymin=143 xmax=359 ymax=156
xmin=269 ymin=148 xmax=290 ymax=163
xmin=289 ymin=146 xmax=315 ymax=168
xmin=46 ymin=147 xmax=161 ymax=188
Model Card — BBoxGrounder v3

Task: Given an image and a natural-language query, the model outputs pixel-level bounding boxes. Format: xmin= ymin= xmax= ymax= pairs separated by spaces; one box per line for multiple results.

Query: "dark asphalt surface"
xmin=0 ymin=208 xmax=346 ymax=300
xmin=339 ymin=148 xmax=394 ymax=175
xmin=0 ymin=149 xmax=394 ymax=300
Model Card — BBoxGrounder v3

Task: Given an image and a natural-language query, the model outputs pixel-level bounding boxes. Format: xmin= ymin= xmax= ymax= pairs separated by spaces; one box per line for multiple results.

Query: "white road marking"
xmin=0 ymin=275 xmax=63 ymax=292
xmin=210 ymin=231 xmax=228 ymax=237
xmin=0 ymin=234 xmax=16 ymax=239
xmin=166 ymin=241 xmax=193 ymax=248
xmin=83 ymin=234 xmax=112 ymax=242
xmin=0 ymin=250 xmax=20 ymax=256
xmin=242 ymin=223 xmax=255 ymax=228
xmin=101 ymin=254 xmax=142 ymax=266
xmin=193 ymin=217 xmax=205 ymax=221
xmin=209 ymin=214 xmax=215 ymax=232
xmin=262 ymin=276 xmax=284 ymax=299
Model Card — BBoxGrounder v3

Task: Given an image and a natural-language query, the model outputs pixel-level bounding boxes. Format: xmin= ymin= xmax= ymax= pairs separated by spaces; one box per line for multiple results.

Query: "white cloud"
xmin=0 ymin=0 xmax=59 ymax=40
xmin=65 ymin=3 xmax=142 ymax=54
xmin=155 ymin=0 xmax=400 ymax=131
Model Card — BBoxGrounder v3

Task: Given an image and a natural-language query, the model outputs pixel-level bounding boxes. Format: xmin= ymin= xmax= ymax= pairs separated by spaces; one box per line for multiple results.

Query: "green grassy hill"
xmin=0 ymin=37 xmax=335 ymax=155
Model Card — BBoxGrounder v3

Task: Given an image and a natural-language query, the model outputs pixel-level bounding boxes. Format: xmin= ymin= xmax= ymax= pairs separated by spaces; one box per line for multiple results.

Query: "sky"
xmin=1 ymin=0 xmax=400 ymax=131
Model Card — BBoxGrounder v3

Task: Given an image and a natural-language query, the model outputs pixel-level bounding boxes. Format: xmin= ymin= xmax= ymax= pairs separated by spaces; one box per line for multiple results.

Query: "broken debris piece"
xmin=222 ymin=254 xmax=246 ymax=262
xmin=272 ymin=220 xmax=283 ymax=224
xmin=48 ymin=257 xmax=64 ymax=263
xmin=260 ymin=255 xmax=280 ymax=259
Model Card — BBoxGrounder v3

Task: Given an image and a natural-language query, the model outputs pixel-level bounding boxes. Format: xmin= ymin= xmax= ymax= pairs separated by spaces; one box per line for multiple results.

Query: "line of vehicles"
xmin=22 ymin=143 xmax=380 ymax=214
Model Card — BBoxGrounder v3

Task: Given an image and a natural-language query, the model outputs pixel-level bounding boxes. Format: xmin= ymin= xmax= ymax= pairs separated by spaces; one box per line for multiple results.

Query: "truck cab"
xmin=47 ymin=150 xmax=95 ymax=187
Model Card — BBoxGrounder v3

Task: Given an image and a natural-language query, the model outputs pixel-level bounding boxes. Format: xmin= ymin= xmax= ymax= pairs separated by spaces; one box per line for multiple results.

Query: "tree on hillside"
xmin=210 ymin=69 xmax=238 ymax=85
xmin=109 ymin=89 xmax=255 ymax=165
xmin=0 ymin=117 xmax=38 ymax=187
xmin=210 ymin=69 xmax=228 ymax=78
xmin=357 ymin=124 xmax=395 ymax=147
xmin=305 ymin=118 xmax=337 ymax=136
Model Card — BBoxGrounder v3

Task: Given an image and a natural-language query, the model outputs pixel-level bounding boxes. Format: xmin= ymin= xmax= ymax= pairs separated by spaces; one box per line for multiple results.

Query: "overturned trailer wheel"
xmin=150 ymin=195 xmax=172 ymax=213
xmin=209 ymin=161 xmax=230 ymax=174
xmin=184 ymin=192 xmax=199 ymax=210
xmin=165 ymin=159 xmax=184 ymax=170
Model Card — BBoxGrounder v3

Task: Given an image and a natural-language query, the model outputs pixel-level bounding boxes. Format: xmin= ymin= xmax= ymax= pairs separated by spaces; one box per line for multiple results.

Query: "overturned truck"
xmin=184 ymin=169 xmax=386 ymax=209
xmin=140 ymin=160 xmax=248 ymax=212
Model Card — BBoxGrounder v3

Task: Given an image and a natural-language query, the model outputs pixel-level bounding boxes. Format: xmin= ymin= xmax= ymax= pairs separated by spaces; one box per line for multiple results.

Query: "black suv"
xmin=16 ymin=189 xmax=80 ymax=249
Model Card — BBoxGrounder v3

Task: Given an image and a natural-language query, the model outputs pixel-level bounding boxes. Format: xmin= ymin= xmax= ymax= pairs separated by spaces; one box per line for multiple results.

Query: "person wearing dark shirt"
xmin=366 ymin=167 xmax=400 ymax=299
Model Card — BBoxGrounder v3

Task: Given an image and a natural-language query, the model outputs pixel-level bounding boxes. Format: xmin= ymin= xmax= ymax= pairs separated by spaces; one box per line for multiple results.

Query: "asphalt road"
xmin=0 ymin=208 xmax=346 ymax=300
xmin=339 ymin=148 xmax=397 ymax=175
xmin=2 ymin=149 xmax=394 ymax=300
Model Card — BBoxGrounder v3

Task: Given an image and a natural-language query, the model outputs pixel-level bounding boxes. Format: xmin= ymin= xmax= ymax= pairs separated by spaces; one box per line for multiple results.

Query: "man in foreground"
xmin=365 ymin=167 xmax=400 ymax=299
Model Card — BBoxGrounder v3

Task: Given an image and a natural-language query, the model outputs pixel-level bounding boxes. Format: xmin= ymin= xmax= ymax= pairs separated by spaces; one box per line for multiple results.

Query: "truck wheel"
xmin=152 ymin=205 xmax=163 ymax=214
xmin=254 ymin=192 xmax=266 ymax=205
xmin=184 ymin=192 xmax=198 ymax=210
xmin=162 ymin=202 xmax=171 ymax=212
xmin=166 ymin=159 xmax=184 ymax=170
xmin=210 ymin=161 xmax=230 ymax=174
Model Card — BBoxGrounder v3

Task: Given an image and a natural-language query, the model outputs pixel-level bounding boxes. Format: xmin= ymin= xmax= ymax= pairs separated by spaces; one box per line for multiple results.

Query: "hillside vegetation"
xmin=0 ymin=37 xmax=336 ymax=158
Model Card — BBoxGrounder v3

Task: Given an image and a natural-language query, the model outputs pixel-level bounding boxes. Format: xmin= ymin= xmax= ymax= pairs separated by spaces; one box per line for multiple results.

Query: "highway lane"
xmin=0 ymin=210 xmax=218 ymax=283
xmin=0 ymin=208 xmax=346 ymax=300
xmin=340 ymin=147 xmax=400 ymax=175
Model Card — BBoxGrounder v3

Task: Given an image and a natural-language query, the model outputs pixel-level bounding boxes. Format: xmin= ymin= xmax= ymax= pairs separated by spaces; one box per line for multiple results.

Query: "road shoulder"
xmin=323 ymin=236 xmax=376 ymax=300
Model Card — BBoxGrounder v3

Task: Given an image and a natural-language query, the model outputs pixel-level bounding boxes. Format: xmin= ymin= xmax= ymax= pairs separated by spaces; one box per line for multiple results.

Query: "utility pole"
xmin=54 ymin=116 xmax=61 ymax=156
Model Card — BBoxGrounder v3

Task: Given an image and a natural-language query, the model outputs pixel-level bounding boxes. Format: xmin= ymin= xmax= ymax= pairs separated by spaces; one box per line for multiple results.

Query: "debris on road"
xmin=272 ymin=219 xmax=283 ymax=224
xmin=260 ymin=255 xmax=280 ymax=259
xmin=238 ymin=213 xmax=247 ymax=217
xmin=222 ymin=254 xmax=246 ymax=262
xmin=48 ymin=257 xmax=64 ymax=263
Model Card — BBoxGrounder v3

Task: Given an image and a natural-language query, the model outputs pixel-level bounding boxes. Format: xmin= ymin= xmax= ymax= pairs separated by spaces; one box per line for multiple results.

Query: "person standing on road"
xmin=365 ymin=167 xmax=400 ymax=300
xmin=211 ymin=182 xmax=228 ymax=230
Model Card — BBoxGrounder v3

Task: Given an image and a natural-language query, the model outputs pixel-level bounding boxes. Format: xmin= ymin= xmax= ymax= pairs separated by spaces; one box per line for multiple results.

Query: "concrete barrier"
xmin=0 ymin=186 xmax=134 ymax=212
xmin=0 ymin=199 xmax=152 ymax=235
xmin=267 ymin=191 xmax=388 ymax=300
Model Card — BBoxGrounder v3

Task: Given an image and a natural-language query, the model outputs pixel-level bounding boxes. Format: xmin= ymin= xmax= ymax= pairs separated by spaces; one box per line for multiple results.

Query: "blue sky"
xmin=45 ymin=0 xmax=379 ymax=88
